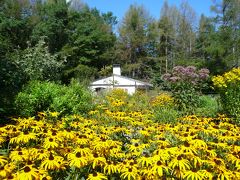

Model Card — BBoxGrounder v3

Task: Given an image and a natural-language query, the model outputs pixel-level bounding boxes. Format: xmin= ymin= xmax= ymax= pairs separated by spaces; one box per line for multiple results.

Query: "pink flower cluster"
xmin=162 ymin=66 xmax=210 ymax=84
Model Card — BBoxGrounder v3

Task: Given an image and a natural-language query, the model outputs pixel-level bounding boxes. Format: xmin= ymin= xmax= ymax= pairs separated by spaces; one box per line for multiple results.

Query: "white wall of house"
xmin=90 ymin=65 xmax=152 ymax=95
xmin=90 ymin=75 xmax=149 ymax=95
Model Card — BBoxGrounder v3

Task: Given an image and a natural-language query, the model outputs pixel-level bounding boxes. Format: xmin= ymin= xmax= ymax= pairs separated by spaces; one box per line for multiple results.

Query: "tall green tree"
xmin=117 ymin=4 xmax=153 ymax=78
xmin=61 ymin=7 xmax=116 ymax=82
xmin=176 ymin=0 xmax=197 ymax=62
xmin=30 ymin=0 xmax=69 ymax=53
xmin=211 ymin=0 xmax=240 ymax=69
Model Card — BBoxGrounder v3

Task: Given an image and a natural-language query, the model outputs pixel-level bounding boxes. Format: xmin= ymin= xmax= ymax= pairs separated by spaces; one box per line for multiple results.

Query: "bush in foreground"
xmin=212 ymin=67 xmax=240 ymax=122
xmin=162 ymin=66 xmax=210 ymax=114
xmin=15 ymin=80 xmax=93 ymax=117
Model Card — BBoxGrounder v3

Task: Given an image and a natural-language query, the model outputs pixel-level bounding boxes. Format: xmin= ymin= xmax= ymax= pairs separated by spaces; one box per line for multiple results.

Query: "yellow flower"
xmin=0 ymin=156 xmax=7 ymax=167
xmin=41 ymin=153 xmax=63 ymax=170
xmin=68 ymin=152 xmax=88 ymax=168
xmin=16 ymin=165 xmax=39 ymax=180
xmin=9 ymin=149 xmax=28 ymax=162
xmin=10 ymin=131 xmax=36 ymax=144
xmin=150 ymin=160 xmax=169 ymax=177
xmin=151 ymin=93 xmax=174 ymax=107
xmin=49 ymin=111 xmax=59 ymax=117
xmin=183 ymin=170 xmax=204 ymax=180
xmin=103 ymin=161 xmax=119 ymax=174
xmin=87 ymin=172 xmax=108 ymax=180
xmin=169 ymin=154 xmax=191 ymax=171
xmin=137 ymin=154 xmax=153 ymax=167
xmin=43 ymin=137 xmax=59 ymax=149
xmin=91 ymin=153 xmax=106 ymax=169
xmin=120 ymin=167 xmax=139 ymax=180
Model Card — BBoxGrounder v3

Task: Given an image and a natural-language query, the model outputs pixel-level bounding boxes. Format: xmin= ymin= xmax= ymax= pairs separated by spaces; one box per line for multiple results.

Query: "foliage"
xmin=30 ymin=0 xmax=68 ymax=53
xmin=153 ymin=107 xmax=179 ymax=124
xmin=15 ymin=80 xmax=93 ymax=117
xmin=0 ymin=54 xmax=27 ymax=115
xmin=116 ymin=4 xmax=153 ymax=78
xmin=16 ymin=39 xmax=63 ymax=81
xmin=0 ymin=110 xmax=239 ymax=179
xmin=212 ymin=68 xmax=240 ymax=120
xmin=51 ymin=80 xmax=94 ymax=115
xmin=61 ymin=7 xmax=116 ymax=82
xmin=195 ymin=95 xmax=221 ymax=117
xmin=162 ymin=66 xmax=210 ymax=113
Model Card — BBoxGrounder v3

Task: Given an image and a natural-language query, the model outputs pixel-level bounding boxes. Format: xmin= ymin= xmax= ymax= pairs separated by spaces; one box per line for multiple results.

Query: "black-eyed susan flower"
xmin=43 ymin=137 xmax=59 ymax=149
xmin=39 ymin=174 xmax=52 ymax=180
xmin=16 ymin=165 xmax=39 ymax=180
xmin=120 ymin=167 xmax=139 ymax=180
xmin=201 ymin=169 xmax=214 ymax=179
xmin=103 ymin=161 xmax=119 ymax=174
xmin=189 ymin=139 xmax=207 ymax=149
xmin=0 ymin=166 xmax=7 ymax=179
xmin=41 ymin=153 xmax=63 ymax=170
xmin=87 ymin=172 xmax=108 ymax=180
xmin=68 ymin=152 xmax=88 ymax=168
xmin=91 ymin=153 xmax=106 ymax=169
xmin=183 ymin=169 xmax=204 ymax=180
xmin=0 ymin=156 xmax=7 ymax=167
xmin=10 ymin=131 xmax=36 ymax=144
xmin=150 ymin=160 xmax=169 ymax=177
xmin=9 ymin=149 xmax=27 ymax=162
xmin=137 ymin=154 xmax=153 ymax=167
xmin=169 ymin=154 xmax=191 ymax=171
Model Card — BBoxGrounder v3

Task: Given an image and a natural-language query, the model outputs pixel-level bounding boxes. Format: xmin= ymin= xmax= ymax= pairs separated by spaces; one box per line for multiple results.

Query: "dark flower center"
xmin=52 ymin=132 xmax=57 ymax=136
xmin=93 ymin=153 xmax=98 ymax=158
xmin=49 ymin=154 xmax=54 ymax=160
xmin=8 ymin=174 xmax=14 ymax=179
xmin=76 ymin=152 xmax=81 ymax=158
xmin=93 ymin=172 xmax=98 ymax=177
xmin=157 ymin=161 xmax=162 ymax=166
xmin=24 ymin=166 xmax=31 ymax=173
xmin=184 ymin=141 xmax=190 ymax=147
xmin=27 ymin=160 xmax=33 ymax=165
xmin=49 ymin=138 xmax=53 ymax=142
xmin=129 ymin=162 xmax=134 ymax=166
xmin=177 ymin=155 xmax=183 ymax=160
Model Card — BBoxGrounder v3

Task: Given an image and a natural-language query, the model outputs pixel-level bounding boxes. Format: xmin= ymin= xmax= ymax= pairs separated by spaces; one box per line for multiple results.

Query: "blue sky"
xmin=83 ymin=0 xmax=215 ymax=22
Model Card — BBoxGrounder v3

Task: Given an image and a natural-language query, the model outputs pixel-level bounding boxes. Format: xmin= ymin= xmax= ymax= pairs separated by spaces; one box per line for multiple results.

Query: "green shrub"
xmin=212 ymin=68 xmax=240 ymax=121
xmin=15 ymin=80 xmax=93 ymax=117
xmin=162 ymin=66 xmax=210 ymax=114
xmin=51 ymin=80 xmax=94 ymax=115
xmin=195 ymin=95 xmax=221 ymax=117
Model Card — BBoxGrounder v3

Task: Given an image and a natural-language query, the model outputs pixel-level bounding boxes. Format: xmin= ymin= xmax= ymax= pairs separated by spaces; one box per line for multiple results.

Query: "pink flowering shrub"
xmin=162 ymin=66 xmax=210 ymax=113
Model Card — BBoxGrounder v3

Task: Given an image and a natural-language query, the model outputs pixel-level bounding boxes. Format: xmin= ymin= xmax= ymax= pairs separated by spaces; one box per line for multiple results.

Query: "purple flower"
xmin=161 ymin=73 xmax=171 ymax=81
xmin=169 ymin=76 xmax=181 ymax=82
xmin=186 ymin=66 xmax=197 ymax=73
xmin=173 ymin=66 xmax=185 ymax=75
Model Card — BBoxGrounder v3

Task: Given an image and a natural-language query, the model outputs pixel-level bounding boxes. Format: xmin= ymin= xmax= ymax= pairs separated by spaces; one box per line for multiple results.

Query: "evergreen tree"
xmin=117 ymin=4 xmax=153 ymax=78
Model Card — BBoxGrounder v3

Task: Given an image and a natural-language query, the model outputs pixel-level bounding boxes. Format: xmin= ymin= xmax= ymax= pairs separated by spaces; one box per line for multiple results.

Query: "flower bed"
xmin=0 ymin=110 xmax=239 ymax=179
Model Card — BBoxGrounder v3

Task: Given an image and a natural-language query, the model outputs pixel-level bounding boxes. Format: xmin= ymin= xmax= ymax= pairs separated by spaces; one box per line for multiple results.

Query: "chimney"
xmin=113 ymin=64 xmax=121 ymax=76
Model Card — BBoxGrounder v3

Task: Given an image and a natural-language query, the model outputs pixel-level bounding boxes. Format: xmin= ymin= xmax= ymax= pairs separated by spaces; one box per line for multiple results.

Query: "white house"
xmin=89 ymin=64 xmax=153 ymax=95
